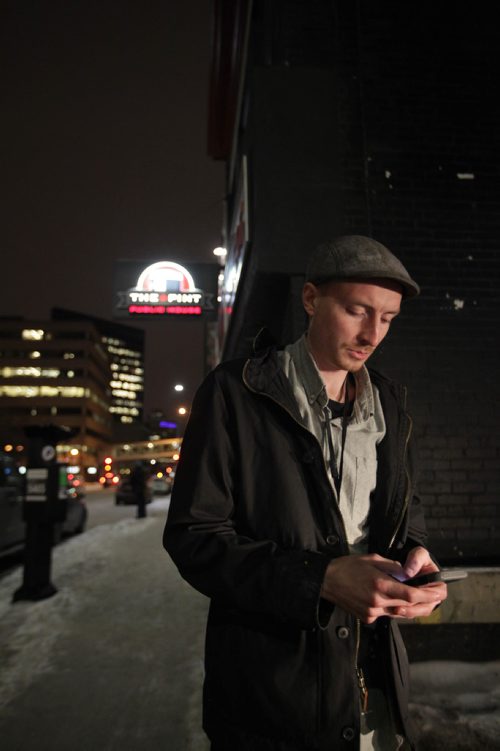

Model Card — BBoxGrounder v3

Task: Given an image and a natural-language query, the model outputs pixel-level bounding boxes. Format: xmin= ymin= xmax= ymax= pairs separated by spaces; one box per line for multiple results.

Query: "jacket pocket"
xmin=204 ymin=614 xmax=319 ymax=746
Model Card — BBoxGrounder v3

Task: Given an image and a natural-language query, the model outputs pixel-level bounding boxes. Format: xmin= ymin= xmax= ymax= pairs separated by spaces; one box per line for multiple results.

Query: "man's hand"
xmin=391 ymin=545 xmax=448 ymax=619
xmin=320 ymin=549 xmax=446 ymax=624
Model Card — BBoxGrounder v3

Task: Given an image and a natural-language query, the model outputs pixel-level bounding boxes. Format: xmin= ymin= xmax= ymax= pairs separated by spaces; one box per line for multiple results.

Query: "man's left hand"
xmin=391 ymin=546 xmax=447 ymax=619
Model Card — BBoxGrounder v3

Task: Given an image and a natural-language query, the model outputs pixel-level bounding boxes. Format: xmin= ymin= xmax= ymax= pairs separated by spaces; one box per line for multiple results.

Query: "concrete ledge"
xmin=415 ymin=567 xmax=500 ymax=624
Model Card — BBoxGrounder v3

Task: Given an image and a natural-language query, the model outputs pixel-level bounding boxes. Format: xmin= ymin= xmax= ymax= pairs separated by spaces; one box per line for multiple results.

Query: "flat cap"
xmin=305 ymin=235 xmax=420 ymax=298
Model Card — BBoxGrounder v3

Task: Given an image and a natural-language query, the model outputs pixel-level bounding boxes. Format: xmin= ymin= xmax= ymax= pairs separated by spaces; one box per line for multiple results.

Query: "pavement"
xmin=0 ymin=497 xmax=499 ymax=750
xmin=0 ymin=499 xmax=210 ymax=751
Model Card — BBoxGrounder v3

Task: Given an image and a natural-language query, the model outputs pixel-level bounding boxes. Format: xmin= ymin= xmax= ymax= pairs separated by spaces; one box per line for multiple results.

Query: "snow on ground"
xmin=410 ymin=660 xmax=500 ymax=750
xmin=0 ymin=501 xmax=499 ymax=750
xmin=0 ymin=516 xmax=159 ymax=709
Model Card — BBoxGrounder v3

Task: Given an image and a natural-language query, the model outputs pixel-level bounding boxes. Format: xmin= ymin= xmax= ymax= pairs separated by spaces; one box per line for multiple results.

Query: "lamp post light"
xmin=213 ymin=246 xmax=227 ymax=268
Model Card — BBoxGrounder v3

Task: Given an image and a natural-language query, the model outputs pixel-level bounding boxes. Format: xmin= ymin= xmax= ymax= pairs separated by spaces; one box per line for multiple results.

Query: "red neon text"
xmin=128 ymin=305 xmax=202 ymax=316
xmin=166 ymin=306 xmax=202 ymax=315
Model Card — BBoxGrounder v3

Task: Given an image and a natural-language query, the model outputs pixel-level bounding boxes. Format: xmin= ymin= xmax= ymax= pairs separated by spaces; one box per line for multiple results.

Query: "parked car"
xmin=61 ymin=489 xmax=88 ymax=535
xmin=115 ymin=477 xmax=152 ymax=506
xmin=0 ymin=484 xmax=87 ymax=552
xmin=0 ymin=485 xmax=25 ymax=551
xmin=151 ymin=475 xmax=173 ymax=496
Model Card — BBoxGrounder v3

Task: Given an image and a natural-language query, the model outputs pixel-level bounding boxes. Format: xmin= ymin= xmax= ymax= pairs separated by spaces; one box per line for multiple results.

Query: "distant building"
xmin=52 ymin=309 xmax=145 ymax=437
xmin=0 ymin=317 xmax=112 ymax=467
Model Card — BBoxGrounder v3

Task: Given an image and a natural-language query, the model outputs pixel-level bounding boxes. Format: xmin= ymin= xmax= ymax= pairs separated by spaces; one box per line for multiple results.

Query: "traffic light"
xmin=100 ymin=456 xmax=116 ymax=486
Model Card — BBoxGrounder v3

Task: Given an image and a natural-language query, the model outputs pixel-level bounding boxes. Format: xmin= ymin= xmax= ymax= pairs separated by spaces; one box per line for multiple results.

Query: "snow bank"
xmin=0 ymin=518 xmax=157 ymax=709
xmin=410 ymin=660 xmax=500 ymax=750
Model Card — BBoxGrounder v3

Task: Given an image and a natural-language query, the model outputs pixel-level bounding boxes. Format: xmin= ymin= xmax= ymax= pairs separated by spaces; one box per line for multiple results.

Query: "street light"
xmin=174 ymin=384 xmax=184 ymax=392
xmin=178 ymin=407 xmax=187 ymax=416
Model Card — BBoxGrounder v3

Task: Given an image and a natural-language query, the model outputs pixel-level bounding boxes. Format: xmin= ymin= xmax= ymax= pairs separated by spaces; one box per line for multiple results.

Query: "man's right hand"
xmin=320 ymin=554 xmax=444 ymax=624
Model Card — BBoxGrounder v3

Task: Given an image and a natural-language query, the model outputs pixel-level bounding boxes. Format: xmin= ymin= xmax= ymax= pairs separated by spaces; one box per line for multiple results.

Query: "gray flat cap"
xmin=305 ymin=235 xmax=420 ymax=298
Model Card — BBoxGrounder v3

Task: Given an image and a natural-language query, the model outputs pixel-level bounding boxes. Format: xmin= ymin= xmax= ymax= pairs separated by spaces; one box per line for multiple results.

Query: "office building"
xmin=0 ymin=317 xmax=112 ymax=467
xmin=52 ymin=309 xmax=145 ymax=434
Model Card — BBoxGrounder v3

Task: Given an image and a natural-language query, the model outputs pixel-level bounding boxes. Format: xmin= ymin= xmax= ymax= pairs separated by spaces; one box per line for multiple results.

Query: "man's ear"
xmin=302 ymin=282 xmax=318 ymax=317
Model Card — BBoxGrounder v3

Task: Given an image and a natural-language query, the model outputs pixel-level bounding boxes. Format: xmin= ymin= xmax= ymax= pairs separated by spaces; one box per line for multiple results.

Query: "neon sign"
xmin=115 ymin=261 xmax=215 ymax=317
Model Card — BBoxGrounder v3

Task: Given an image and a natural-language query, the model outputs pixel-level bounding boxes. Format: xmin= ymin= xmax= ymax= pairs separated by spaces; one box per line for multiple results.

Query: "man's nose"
xmin=359 ymin=319 xmax=381 ymax=347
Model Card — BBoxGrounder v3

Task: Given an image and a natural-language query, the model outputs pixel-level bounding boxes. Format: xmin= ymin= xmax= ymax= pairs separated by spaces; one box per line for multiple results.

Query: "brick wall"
xmin=231 ymin=1 xmax=500 ymax=561
xmin=332 ymin=0 xmax=500 ymax=561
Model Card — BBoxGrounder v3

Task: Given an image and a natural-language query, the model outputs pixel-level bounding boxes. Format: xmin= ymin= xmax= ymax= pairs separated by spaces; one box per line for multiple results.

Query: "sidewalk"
xmin=0 ymin=501 xmax=210 ymax=751
xmin=0 ymin=502 xmax=499 ymax=750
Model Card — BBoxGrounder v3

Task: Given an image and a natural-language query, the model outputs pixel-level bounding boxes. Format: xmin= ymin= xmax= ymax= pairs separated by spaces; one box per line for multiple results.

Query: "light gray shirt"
xmin=278 ymin=334 xmax=386 ymax=553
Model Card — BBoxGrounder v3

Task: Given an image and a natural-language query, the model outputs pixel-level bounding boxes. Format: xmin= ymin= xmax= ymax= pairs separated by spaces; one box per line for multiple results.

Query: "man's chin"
xmin=343 ymin=357 xmax=369 ymax=373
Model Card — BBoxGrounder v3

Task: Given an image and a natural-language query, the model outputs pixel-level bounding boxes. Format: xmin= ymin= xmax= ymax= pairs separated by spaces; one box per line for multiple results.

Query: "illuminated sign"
xmin=114 ymin=260 xmax=218 ymax=319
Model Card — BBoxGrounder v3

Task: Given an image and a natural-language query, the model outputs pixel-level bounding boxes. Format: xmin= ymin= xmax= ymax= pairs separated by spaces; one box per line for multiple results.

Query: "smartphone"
xmin=402 ymin=569 xmax=468 ymax=587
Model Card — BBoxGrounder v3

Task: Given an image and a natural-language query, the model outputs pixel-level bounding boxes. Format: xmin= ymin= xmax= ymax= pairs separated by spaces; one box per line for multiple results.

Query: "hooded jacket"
xmin=164 ymin=340 xmax=427 ymax=750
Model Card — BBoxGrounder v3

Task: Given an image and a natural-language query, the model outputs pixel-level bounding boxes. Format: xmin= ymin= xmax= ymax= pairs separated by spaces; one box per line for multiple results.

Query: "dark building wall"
xmin=250 ymin=66 xmax=343 ymax=274
xmin=334 ymin=1 xmax=500 ymax=562
xmin=219 ymin=0 xmax=500 ymax=562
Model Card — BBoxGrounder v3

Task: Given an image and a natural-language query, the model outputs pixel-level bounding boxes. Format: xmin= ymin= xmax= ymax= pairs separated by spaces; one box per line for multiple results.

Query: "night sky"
xmin=0 ymin=1 xmax=224 ymax=420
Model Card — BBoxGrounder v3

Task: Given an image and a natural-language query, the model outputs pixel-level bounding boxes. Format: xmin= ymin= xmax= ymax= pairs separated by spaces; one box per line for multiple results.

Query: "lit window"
xmin=0 ymin=385 xmax=87 ymax=398
xmin=119 ymin=374 xmax=143 ymax=383
xmin=0 ymin=385 xmax=38 ymax=397
xmin=29 ymin=351 xmax=41 ymax=359
xmin=0 ymin=367 xmax=60 ymax=378
xmin=22 ymin=329 xmax=44 ymax=341
xmin=40 ymin=386 xmax=58 ymax=397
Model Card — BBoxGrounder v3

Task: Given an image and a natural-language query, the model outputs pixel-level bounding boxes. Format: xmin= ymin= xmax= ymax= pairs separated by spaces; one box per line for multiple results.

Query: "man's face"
xmin=302 ymin=279 xmax=403 ymax=372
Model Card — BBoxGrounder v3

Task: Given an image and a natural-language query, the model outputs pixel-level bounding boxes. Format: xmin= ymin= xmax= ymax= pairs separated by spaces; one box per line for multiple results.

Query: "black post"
xmin=12 ymin=425 xmax=74 ymax=602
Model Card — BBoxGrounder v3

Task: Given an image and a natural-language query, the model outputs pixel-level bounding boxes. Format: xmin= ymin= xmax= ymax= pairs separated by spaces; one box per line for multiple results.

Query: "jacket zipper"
xmin=243 ymin=363 xmax=367 ymax=712
xmin=355 ymin=619 xmax=369 ymax=713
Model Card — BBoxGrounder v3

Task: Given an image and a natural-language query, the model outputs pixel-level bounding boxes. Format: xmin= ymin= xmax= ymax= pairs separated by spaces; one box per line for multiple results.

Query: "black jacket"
xmin=164 ymin=343 xmax=428 ymax=750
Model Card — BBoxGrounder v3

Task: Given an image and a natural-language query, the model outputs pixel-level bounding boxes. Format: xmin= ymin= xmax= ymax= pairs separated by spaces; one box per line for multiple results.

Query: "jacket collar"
xmin=284 ymin=334 xmax=377 ymax=424
xmin=243 ymin=330 xmax=304 ymax=423
xmin=285 ymin=335 xmax=327 ymax=408
xmin=244 ymin=329 xmax=406 ymax=420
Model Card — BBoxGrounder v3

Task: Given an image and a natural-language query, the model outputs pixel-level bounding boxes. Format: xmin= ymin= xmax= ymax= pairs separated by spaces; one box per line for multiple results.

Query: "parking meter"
xmin=24 ymin=464 xmax=68 ymax=525
xmin=12 ymin=425 xmax=76 ymax=602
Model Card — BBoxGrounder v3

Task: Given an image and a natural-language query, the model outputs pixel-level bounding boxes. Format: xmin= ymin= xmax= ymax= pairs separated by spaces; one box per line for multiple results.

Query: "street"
xmin=84 ymin=486 xmax=144 ymax=529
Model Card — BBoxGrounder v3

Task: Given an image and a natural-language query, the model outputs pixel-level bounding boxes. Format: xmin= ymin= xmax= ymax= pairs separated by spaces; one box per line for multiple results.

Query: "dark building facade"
xmin=209 ymin=1 xmax=500 ymax=562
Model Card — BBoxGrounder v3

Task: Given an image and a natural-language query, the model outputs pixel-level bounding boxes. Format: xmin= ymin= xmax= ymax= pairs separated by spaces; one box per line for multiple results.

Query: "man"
xmin=130 ymin=461 xmax=147 ymax=518
xmin=164 ymin=235 xmax=447 ymax=750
